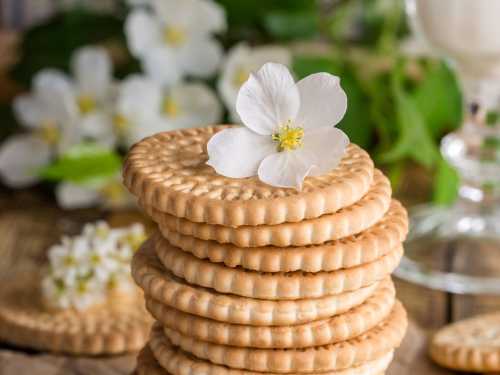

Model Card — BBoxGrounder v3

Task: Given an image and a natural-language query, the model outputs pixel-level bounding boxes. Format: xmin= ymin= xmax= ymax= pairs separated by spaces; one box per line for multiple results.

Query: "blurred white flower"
xmin=218 ymin=43 xmax=291 ymax=121
xmin=125 ymin=0 xmax=226 ymax=86
xmin=126 ymin=0 xmax=150 ymax=5
xmin=158 ymin=82 xmax=222 ymax=129
xmin=56 ymin=174 xmax=134 ymax=210
xmin=70 ymin=46 xmax=116 ymax=147
xmin=207 ymin=63 xmax=349 ymax=190
xmin=42 ymin=221 xmax=145 ymax=310
xmin=0 ymin=70 xmax=80 ymax=188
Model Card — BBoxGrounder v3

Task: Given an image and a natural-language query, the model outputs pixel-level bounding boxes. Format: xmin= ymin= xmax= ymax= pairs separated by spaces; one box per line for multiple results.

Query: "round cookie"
xmin=143 ymin=169 xmax=391 ymax=248
xmin=430 ymin=312 xmax=500 ymax=372
xmin=157 ymin=302 xmax=406 ymax=373
xmin=123 ymin=125 xmax=375 ymax=227
xmin=154 ymin=200 xmax=408 ymax=273
xmin=132 ymin=240 xmax=380 ymax=326
xmin=145 ymin=278 xmax=395 ymax=348
xmin=153 ymin=231 xmax=402 ymax=300
xmin=0 ymin=280 xmax=151 ymax=355
xmin=148 ymin=326 xmax=394 ymax=375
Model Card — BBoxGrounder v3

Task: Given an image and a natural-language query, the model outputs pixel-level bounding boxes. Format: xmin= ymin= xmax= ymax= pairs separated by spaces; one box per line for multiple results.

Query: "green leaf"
xmin=263 ymin=10 xmax=319 ymax=40
xmin=433 ymin=158 xmax=459 ymax=205
xmin=380 ymin=65 xmax=440 ymax=167
xmin=414 ymin=62 xmax=462 ymax=136
xmin=39 ymin=143 xmax=122 ymax=184
xmin=292 ymin=55 xmax=342 ymax=79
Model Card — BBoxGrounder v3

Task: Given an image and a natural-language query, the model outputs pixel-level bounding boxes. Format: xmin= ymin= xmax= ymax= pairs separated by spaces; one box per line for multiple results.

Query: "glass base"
xmin=395 ymin=204 xmax=500 ymax=295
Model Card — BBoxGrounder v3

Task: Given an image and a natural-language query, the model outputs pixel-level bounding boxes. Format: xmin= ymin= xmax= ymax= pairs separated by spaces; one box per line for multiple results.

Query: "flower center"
xmin=162 ymin=96 xmax=180 ymax=118
xmin=38 ymin=121 xmax=60 ymax=145
xmin=100 ymin=181 xmax=126 ymax=205
xmin=78 ymin=95 xmax=97 ymax=114
xmin=113 ymin=114 xmax=130 ymax=136
xmin=163 ymin=26 xmax=186 ymax=47
xmin=272 ymin=122 xmax=304 ymax=151
xmin=233 ymin=67 xmax=250 ymax=87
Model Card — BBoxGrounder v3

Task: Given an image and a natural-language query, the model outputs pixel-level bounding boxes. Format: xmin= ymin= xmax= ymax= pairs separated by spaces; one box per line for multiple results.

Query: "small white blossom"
xmin=42 ymin=221 xmax=145 ymax=311
xmin=125 ymin=0 xmax=226 ymax=86
xmin=0 ymin=70 xmax=80 ymax=188
xmin=207 ymin=63 xmax=349 ymax=190
xmin=218 ymin=43 xmax=291 ymax=122
xmin=56 ymin=174 xmax=134 ymax=210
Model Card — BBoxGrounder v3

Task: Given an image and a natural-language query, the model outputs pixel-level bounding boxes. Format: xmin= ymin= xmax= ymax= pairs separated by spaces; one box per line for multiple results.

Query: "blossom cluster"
xmin=0 ymin=0 xmax=291 ymax=209
xmin=41 ymin=221 xmax=146 ymax=311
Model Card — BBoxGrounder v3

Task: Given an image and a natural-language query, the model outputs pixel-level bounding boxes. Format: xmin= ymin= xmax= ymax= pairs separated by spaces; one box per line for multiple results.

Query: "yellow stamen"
xmin=272 ymin=122 xmax=304 ymax=151
xmin=100 ymin=181 xmax=126 ymax=205
xmin=64 ymin=255 xmax=76 ymax=267
xmin=77 ymin=280 xmax=88 ymax=294
xmin=113 ymin=114 xmax=130 ymax=136
xmin=162 ymin=97 xmax=180 ymax=118
xmin=233 ymin=67 xmax=250 ymax=87
xmin=78 ymin=95 xmax=97 ymax=114
xmin=163 ymin=27 xmax=186 ymax=47
xmin=38 ymin=121 xmax=60 ymax=145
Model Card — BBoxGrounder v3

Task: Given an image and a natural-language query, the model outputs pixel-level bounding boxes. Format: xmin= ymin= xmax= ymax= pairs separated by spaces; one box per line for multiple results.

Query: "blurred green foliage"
xmin=5 ymin=0 xmax=463 ymax=203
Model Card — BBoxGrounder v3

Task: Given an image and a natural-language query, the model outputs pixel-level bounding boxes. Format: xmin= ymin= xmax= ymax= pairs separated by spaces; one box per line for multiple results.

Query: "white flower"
xmin=0 ymin=70 xmax=80 ymax=187
xmin=56 ymin=174 xmax=134 ymax=210
xmin=42 ymin=220 xmax=143 ymax=310
xmin=68 ymin=46 xmax=118 ymax=149
xmin=158 ymin=82 xmax=222 ymax=129
xmin=207 ymin=63 xmax=349 ymax=190
xmin=125 ymin=0 xmax=226 ymax=86
xmin=218 ymin=43 xmax=291 ymax=122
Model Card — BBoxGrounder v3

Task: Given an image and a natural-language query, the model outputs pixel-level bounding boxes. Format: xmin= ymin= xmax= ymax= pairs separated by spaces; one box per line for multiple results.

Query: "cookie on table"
xmin=123 ymin=126 xmax=375 ymax=227
xmin=430 ymin=312 xmax=500 ymax=372
xmin=0 ymin=280 xmax=151 ymax=355
xmin=154 ymin=199 xmax=408 ymax=273
xmin=142 ymin=169 xmax=391 ymax=248
xmin=132 ymin=239 xmax=380 ymax=326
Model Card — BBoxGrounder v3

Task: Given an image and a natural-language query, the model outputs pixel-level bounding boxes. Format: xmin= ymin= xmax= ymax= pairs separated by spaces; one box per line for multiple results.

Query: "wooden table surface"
xmin=0 ymin=190 xmax=491 ymax=375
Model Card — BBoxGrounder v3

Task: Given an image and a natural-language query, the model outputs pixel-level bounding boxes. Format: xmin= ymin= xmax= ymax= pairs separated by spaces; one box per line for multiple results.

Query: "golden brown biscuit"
xmin=161 ymin=302 xmax=407 ymax=373
xmin=154 ymin=200 xmax=407 ymax=273
xmin=143 ymin=169 xmax=391 ymax=248
xmin=145 ymin=278 xmax=395 ymax=348
xmin=430 ymin=312 xmax=500 ymax=372
xmin=123 ymin=126 xmax=374 ymax=227
xmin=132 ymin=239 xmax=380 ymax=326
xmin=153 ymin=230 xmax=402 ymax=300
xmin=0 ymin=281 xmax=152 ymax=355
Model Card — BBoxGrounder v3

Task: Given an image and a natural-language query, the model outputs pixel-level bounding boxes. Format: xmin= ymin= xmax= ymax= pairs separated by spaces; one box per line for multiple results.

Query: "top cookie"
xmin=123 ymin=126 xmax=374 ymax=227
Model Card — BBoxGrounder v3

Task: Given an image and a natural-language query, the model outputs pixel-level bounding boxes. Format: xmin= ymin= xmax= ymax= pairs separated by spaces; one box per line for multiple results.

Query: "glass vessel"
xmin=395 ymin=0 xmax=500 ymax=296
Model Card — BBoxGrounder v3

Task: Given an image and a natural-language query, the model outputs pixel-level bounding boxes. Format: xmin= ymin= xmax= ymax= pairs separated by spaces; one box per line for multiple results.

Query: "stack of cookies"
xmin=124 ymin=126 xmax=409 ymax=375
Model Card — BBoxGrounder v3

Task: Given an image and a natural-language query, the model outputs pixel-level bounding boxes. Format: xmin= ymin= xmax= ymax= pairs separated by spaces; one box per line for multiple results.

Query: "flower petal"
xmin=56 ymin=182 xmax=101 ymax=209
xmin=80 ymin=112 xmax=117 ymax=148
xmin=169 ymin=82 xmax=222 ymax=126
xmin=207 ymin=127 xmax=275 ymax=178
xmin=142 ymin=46 xmax=183 ymax=87
xmin=257 ymin=151 xmax=313 ymax=190
xmin=257 ymin=128 xmax=348 ymax=189
xmin=191 ymin=0 xmax=227 ymax=34
xmin=13 ymin=94 xmax=46 ymax=129
xmin=33 ymin=69 xmax=79 ymax=124
xmin=117 ymin=75 xmax=162 ymax=120
xmin=236 ymin=62 xmax=299 ymax=135
xmin=72 ymin=46 xmax=112 ymax=99
xmin=297 ymin=126 xmax=349 ymax=176
xmin=125 ymin=9 xmax=162 ymax=57
xmin=33 ymin=69 xmax=74 ymax=96
xmin=0 ymin=134 xmax=51 ymax=188
xmin=295 ymin=72 xmax=347 ymax=129
xmin=179 ymin=36 xmax=223 ymax=78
